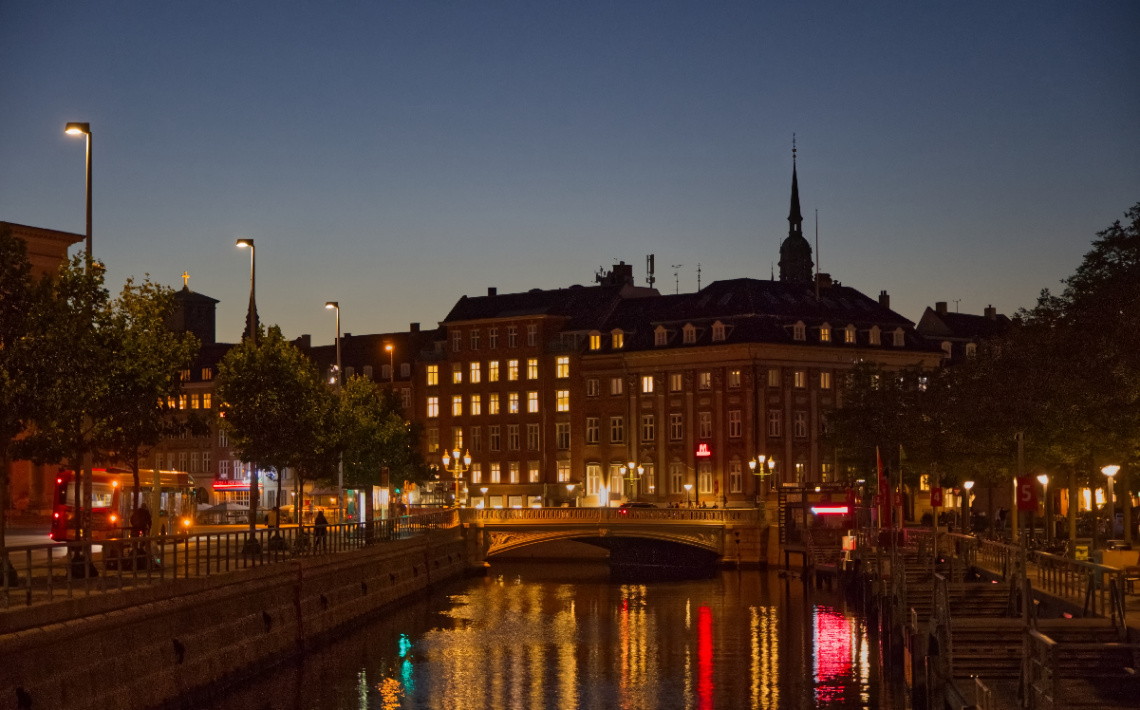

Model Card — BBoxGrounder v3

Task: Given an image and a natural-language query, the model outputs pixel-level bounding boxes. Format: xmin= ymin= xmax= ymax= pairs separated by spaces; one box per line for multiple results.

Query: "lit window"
xmin=820 ymin=372 xmax=832 ymax=390
xmin=586 ymin=417 xmax=599 ymax=444
xmin=452 ymin=427 xmax=463 ymax=450
xmin=845 ymin=325 xmax=856 ymax=344
xmin=488 ymin=327 xmax=498 ymax=349
xmin=470 ymin=463 xmax=482 ymax=484
xmin=508 ymin=326 xmax=518 ymax=347
xmin=820 ymin=324 xmax=831 ymax=343
xmin=528 ymin=461 xmax=540 ymax=482
xmin=641 ymin=375 xmax=654 ymax=393
xmin=557 ymin=461 xmax=570 ymax=482
xmin=589 ymin=333 xmax=601 ymax=351
xmin=471 ymin=394 xmax=482 ymax=416
xmin=698 ymin=463 xmax=713 ymax=494
xmin=190 ymin=394 xmax=200 ymax=409
xmin=508 ymin=360 xmax=519 ymax=381
xmin=586 ymin=378 xmax=600 ymax=396
xmin=452 ymin=331 xmax=462 ymax=352
xmin=527 ymin=358 xmax=538 ymax=379
xmin=427 ymin=365 xmax=439 ymax=386
xmin=768 ymin=369 xmax=779 ymax=387
xmin=587 ymin=464 xmax=602 ymax=495
xmin=669 ymin=413 xmax=683 ymax=441
xmin=427 ymin=396 xmax=439 ymax=418
xmin=728 ymin=410 xmax=741 ymax=438
xmin=470 ymin=362 xmax=481 ymax=383
xmin=698 ymin=372 xmax=711 ymax=390
xmin=452 ymin=395 xmax=463 ymax=416
xmin=556 ymin=390 xmax=569 ymax=412
xmin=612 ymin=331 xmax=624 ymax=349
xmin=683 ymin=324 xmax=696 ymax=344
xmin=794 ymin=370 xmax=806 ymax=388
xmin=490 ymin=463 xmax=501 ymax=483
xmin=528 ymin=391 xmax=539 ymax=413
xmin=203 ymin=393 xmax=212 ymax=409
xmin=670 ymin=373 xmax=683 ymax=391
xmin=556 ymin=356 xmax=569 ymax=378
xmin=793 ymin=322 xmax=806 ymax=341
xmin=489 ymin=394 xmax=500 ymax=415
xmin=179 ymin=394 xmax=187 ymax=410
xmin=699 ymin=412 xmax=712 ymax=439
xmin=642 ymin=414 xmax=655 ymax=442
xmin=821 ymin=462 xmax=833 ymax=482
xmin=201 ymin=368 xmax=213 ymax=381
xmin=527 ymin=324 xmax=537 ymax=347
xmin=452 ymin=362 xmax=462 ymax=384
xmin=728 ymin=370 xmax=741 ymax=388
xmin=489 ymin=360 xmax=499 ymax=382
xmin=508 ymin=392 xmax=519 ymax=414
xmin=610 ymin=377 xmax=623 ymax=395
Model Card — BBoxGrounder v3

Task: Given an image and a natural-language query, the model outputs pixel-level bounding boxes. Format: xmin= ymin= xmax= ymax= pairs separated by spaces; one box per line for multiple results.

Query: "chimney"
xmin=935 ymin=301 xmax=948 ymax=315
xmin=488 ymin=287 xmax=497 ymax=296
xmin=984 ymin=305 xmax=997 ymax=320
xmin=815 ymin=272 xmax=833 ymax=289
xmin=410 ymin=322 xmax=420 ymax=333
xmin=878 ymin=290 xmax=890 ymax=310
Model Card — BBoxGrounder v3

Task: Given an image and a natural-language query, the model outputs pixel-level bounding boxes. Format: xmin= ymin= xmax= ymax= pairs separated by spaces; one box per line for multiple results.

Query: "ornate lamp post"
xmin=749 ymin=455 xmax=775 ymax=509
xmin=620 ymin=461 xmax=643 ymax=502
xmin=441 ymin=449 xmax=471 ymax=506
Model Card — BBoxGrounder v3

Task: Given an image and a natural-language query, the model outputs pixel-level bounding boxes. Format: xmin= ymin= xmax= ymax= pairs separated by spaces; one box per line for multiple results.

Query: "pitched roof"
xmin=441 ymin=284 xmax=650 ymax=331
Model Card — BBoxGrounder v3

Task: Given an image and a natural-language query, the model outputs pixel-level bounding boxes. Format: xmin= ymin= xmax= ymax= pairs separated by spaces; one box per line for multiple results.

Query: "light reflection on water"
xmin=199 ymin=565 xmax=901 ymax=710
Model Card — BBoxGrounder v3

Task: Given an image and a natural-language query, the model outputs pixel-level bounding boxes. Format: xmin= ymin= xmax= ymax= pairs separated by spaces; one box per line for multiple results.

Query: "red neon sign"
xmin=810 ymin=506 xmax=850 ymax=515
xmin=212 ymin=480 xmax=250 ymax=490
xmin=695 ymin=443 xmax=712 ymax=458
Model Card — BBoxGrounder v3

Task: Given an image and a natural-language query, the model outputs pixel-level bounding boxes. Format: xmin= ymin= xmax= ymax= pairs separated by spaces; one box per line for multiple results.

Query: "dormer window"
xmin=942 ymin=341 xmax=952 ymax=357
xmin=793 ymin=321 xmax=806 ymax=341
xmin=966 ymin=343 xmax=977 ymax=358
xmin=612 ymin=330 xmax=624 ymax=349
xmin=893 ymin=328 xmax=905 ymax=347
xmin=869 ymin=326 xmax=881 ymax=346
xmin=711 ymin=321 xmax=726 ymax=342
xmin=589 ymin=332 xmax=601 ymax=351
xmin=654 ymin=326 xmax=668 ymax=347
xmin=844 ymin=325 xmax=856 ymax=344
xmin=683 ymin=324 xmax=697 ymax=344
xmin=819 ymin=323 xmax=831 ymax=343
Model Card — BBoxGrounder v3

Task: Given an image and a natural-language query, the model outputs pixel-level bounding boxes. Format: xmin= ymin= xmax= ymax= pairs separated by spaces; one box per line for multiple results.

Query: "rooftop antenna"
xmin=697 ymin=263 xmax=702 ymax=291
xmin=646 ymin=254 xmax=656 ymax=289
xmin=671 ymin=264 xmax=683 ymax=294
xmin=953 ymin=298 xmax=962 ymax=313
xmin=814 ymin=208 xmax=820 ymax=301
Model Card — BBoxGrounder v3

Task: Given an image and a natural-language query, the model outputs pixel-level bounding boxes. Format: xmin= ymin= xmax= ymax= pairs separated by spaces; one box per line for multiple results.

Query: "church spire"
xmin=778 ymin=135 xmax=814 ymax=283
xmin=788 ymin=134 xmax=802 ymax=231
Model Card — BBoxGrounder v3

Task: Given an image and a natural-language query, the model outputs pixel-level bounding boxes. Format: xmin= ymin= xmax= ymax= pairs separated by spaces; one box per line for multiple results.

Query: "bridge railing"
xmin=459 ymin=507 xmax=759 ymax=524
xmin=0 ymin=510 xmax=458 ymax=610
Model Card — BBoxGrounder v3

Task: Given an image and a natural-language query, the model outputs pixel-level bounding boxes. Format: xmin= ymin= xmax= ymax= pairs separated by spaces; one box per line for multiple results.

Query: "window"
xmin=669 ymin=413 xmax=683 ymax=441
xmin=698 ymin=412 xmax=712 ymax=439
xmin=452 ymin=427 xmax=464 ymax=450
xmin=508 ymin=392 xmax=519 ymax=414
xmin=470 ymin=362 xmax=481 ymax=383
xmin=641 ymin=414 xmax=655 ymax=442
xmin=528 ymin=461 xmax=540 ymax=483
xmin=346 ymin=366 xmax=355 ymax=378
xmin=427 ymin=396 xmax=439 ymax=418
xmin=870 ymin=326 xmax=881 ymax=346
xmin=471 ymin=394 xmax=482 ymax=416
xmin=190 ymin=394 xmax=200 ymax=410
xmin=641 ymin=375 xmax=654 ymax=394
xmin=452 ymin=331 xmax=462 ymax=352
xmin=683 ymin=324 xmax=696 ymax=344
xmin=489 ymin=327 xmax=498 ymax=349
xmin=845 ymin=325 xmax=856 ymax=344
xmin=795 ymin=462 xmax=806 ymax=482
xmin=219 ymin=429 xmax=229 ymax=448
xmin=557 ymin=461 xmax=570 ymax=482
xmin=401 ymin=363 xmax=411 ymax=378
xmin=508 ymin=326 xmax=518 ymax=347
xmin=586 ymin=417 xmax=600 ymax=444
xmin=527 ymin=324 xmax=537 ymax=346
xmin=471 ymin=426 xmax=482 ymax=452
xmin=794 ymin=370 xmax=806 ymax=388
xmin=670 ymin=373 xmax=683 ymax=392
xmin=698 ymin=372 xmax=711 ymax=390
xmin=728 ymin=410 xmax=742 ymax=438
xmin=670 ymin=463 xmax=684 ymax=494
xmin=820 ymin=371 xmax=832 ymax=389
xmin=612 ymin=331 xmax=624 ymax=349
xmin=179 ymin=394 xmax=187 ymax=410
xmin=820 ymin=324 xmax=831 ymax=343
xmin=729 ymin=460 xmax=742 ymax=493
xmin=452 ymin=395 xmax=463 ymax=416
xmin=427 ymin=365 xmax=439 ymax=386
xmin=587 ymin=464 xmax=602 ymax=495
xmin=470 ymin=463 xmax=482 ymax=484
xmin=589 ymin=333 xmax=601 ymax=351
xmin=698 ymin=462 xmax=713 ymax=494
xmin=452 ymin=362 xmax=463 ymax=384
xmin=470 ymin=329 xmax=480 ymax=350
xmin=728 ymin=369 xmax=741 ymax=388
xmin=768 ymin=410 xmax=782 ymax=437
xmin=556 ymin=423 xmax=570 ymax=450
xmin=966 ymin=343 xmax=977 ymax=358
xmin=556 ymin=356 xmax=569 ymax=378
xmin=508 ymin=424 xmax=520 ymax=451
xmin=767 ymin=368 xmax=779 ymax=387
xmin=527 ymin=358 xmax=538 ymax=379
xmin=364 ymin=365 xmax=374 ymax=380
xmin=610 ymin=416 xmax=624 ymax=443
xmin=821 ymin=462 xmax=834 ymax=482
xmin=508 ymin=360 xmax=519 ymax=381
xmin=428 ymin=428 xmax=439 ymax=452
xmin=490 ymin=463 xmax=501 ymax=484
xmin=793 ymin=321 xmax=806 ymax=341
xmin=643 ymin=463 xmax=656 ymax=493
xmin=586 ymin=378 xmax=600 ymax=397
xmin=191 ymin=452 xmax=200 ymax=473
xmin=489 ymin=425 xmax=501 ymax=451
xmin=380 ymin=365 xmax=390 ymax=380
xmin=527 ymin=424 xmax=540 ymax=450
xmin=219 ymin=460 xmax=229 ymax=479
xmin=489 ymin=393 xmax=500 ymax=415
xmin=893 ymin=328 xmax=905 ymax=347
xmin=942 ymin=341 xmax=953 ymax=357
xmin=655 ymin=328 xmax=668 ymax=346
xmin=401 ymin=388 xmax=412 ymax=409
xmin=489 ymin=360 xmax=499 ymax=382
xmin=180 ymin=369 xmax=190 ymax=382
xmin=554 ymin=390 xmax=569 ymax=412
xmin=528 ymin=391 xmax=539 ymax=413
xmin=712 ymin=322 xmax=725 ymax=342
xmin=202 ymin=393 xmax=212 ymax=409
xmin=609 ymin=465 xmax=625 ymax=498
xmin=178 ymin=452 xmax=187 ymax=472
xmin=201 ymin=367 xmax=213 ymax=381
xmin=610 ymin=377 xmax=623 ymax=395
xmin=794 ymin=411 xmax=808 ymax=438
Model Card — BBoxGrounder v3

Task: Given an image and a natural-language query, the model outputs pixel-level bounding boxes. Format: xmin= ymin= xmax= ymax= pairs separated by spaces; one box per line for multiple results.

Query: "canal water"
xmin=199 ymin=563 xmax=906 ymax=710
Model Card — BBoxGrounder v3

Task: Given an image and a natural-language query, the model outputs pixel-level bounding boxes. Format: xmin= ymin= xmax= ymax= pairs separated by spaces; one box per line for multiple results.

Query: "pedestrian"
xmin=129 ymin=503 xmax=152 ymax=537
xmin=314 ymin=510 xmax=328 ymax=550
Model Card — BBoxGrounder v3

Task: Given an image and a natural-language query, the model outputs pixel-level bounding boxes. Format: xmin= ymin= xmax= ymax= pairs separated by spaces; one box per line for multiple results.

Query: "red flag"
xmin=877 ymin=447 xmax=892 ymax=528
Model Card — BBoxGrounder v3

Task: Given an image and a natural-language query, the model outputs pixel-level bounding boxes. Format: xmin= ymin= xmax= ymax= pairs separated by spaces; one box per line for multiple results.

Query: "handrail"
xmin=1033 ymin=551 xmax=1126 ymax=624
xmin=459 ymin=507 xmax=758 ymax=524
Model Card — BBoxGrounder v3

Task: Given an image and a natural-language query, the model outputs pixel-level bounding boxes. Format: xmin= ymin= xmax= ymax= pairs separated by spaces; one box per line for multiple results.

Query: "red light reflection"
xmin=813 ymin=606 xmax=852 ymax=703
xmin=698 ymin=605 xmax=714 ymax=709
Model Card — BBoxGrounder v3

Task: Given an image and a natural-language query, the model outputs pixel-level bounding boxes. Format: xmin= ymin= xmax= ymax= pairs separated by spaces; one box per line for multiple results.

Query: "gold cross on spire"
xmin=182 ymin=271 xmax=190 ymax=287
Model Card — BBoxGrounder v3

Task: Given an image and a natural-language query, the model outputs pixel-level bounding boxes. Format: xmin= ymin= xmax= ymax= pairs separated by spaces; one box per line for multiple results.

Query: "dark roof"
xmin=173 ymin=285 xmax=219 ymax=304
xmin=441 ymin=284 xmax=652 ymax=331
xmin=916 ymin=308 xmax=1012 ymax=340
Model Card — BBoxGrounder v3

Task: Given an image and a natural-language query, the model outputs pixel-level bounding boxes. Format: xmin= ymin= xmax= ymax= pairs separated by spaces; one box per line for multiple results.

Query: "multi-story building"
xmin=916 ymin=301 xmax=1011 ymax=364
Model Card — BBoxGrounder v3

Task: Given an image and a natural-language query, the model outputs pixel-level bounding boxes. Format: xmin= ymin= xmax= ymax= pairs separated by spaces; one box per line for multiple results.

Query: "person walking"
xmin=129 ymin=503 xmax=152 ymax=538
xmin=314 ymin=510 xmax=329 ymax=550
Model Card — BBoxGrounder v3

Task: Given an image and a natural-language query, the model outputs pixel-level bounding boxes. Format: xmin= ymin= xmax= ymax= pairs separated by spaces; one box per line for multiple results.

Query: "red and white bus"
xmin=50 ymin=468 xmax=197 ymax=541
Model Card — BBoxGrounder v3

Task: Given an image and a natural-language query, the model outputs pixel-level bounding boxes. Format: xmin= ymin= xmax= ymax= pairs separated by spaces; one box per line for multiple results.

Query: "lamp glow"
xmin=1102 ymin=465 xmax=1120 ymax=477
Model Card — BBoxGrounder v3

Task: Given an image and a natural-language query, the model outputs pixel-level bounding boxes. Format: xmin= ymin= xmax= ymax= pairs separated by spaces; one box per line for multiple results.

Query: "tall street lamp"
xmin=1037 ymin=474 xmax=1051 ymax=544
xmin=683 ymin=483 xmax=693 ymax=508
xmin=325 ymin=302 xmax=343 ymax=523
xmin=963 ymin=481 xmax=974 ymax=534
xmin=479 ymin=487 xmax=489 ymax=509
xmin=749 ymin=455 xmax=774 ymax=509
xmin=236 ymin=239 xmax=257 ymax=343
xmin=1103 ymin=465 xmax=1120 ymax=544
xmin=566 ymin=483 xmax=578 ymax=508
xmin=64 ymin=122 xmax=92 ymax=260
xmin=441 ymin=449 xmax=471 ymax=506
xmin=385 ymin=344 xmax=394 ymax=385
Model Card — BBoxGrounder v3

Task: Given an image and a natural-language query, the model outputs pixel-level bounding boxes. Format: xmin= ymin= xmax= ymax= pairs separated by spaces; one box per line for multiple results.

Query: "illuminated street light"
xmin=64 ymin=122 xmax=92 ymax=260
xmin=1103 ymin=465 xmax=1119 ymax=544
xmin=683 ymin=483 xmax=693 ymax=507
xmin=749 ymin=455 xmax=770 ymax=508
xmin=963 ymin=481 xmax=974 ymax=535
xmin=441 ymin=449 xmax=471 ymax=506
xmin=325 ymin=301 xmax=343 ymax=523
xmin=1037 ymin=474 xmax=1052 ymax=544
xmin=384 ymin=343 xmax=394 ymax=384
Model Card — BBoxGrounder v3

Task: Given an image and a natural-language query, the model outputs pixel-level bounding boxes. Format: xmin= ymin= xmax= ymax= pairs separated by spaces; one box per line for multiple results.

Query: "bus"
xmin=50 ymin=468 xmax=197 ymax=541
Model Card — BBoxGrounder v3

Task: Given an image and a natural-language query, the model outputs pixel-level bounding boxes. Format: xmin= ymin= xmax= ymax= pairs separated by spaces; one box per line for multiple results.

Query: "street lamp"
xmin=325 ymin=301 xmax=343 ymax=523
xmin=1103 ymin=465 xmax=1120 ymax=544
xmin=963 ymin=481 xmax=975 ymax=535
xmin=441 ymin=449 xmax=471 ymax=506
xmin=620 ymin=461 xmax=644 ymax=502
xmin=236 ymin=239 xmax=257 ymax=343
xmin=566 ymin=483 xmax=577 ymax=508
xmin=1037 ymin=474 xmax=1051 ymax=544
xmin=683 ymin=483 xmax=693 ymax=508
xmin=749 ymin=455 xmax=774 ymax=508
xmin=385 ymin=344 xmax=394 ymax=384
xmin=480 ymin=487 xmax=489 ymax=509
xmin=64 ymin=122 xmax=92 ymax=260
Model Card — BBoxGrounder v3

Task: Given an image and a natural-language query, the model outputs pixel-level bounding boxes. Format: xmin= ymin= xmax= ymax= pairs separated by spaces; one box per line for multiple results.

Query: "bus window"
xmin=58 ymin=484 xmax=115 ymax=508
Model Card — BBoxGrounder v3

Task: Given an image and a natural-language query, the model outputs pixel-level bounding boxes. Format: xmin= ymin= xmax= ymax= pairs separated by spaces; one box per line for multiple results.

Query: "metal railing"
xmin=976 ymin=538 xmax=1025 ymax=582
xmin=1033 ymin=551 xmax=1126 ymax=624
xmin=1 ymin=510 xmax=458 ymax=610
xmin=460 ymin=507 xmax=758 ymax=524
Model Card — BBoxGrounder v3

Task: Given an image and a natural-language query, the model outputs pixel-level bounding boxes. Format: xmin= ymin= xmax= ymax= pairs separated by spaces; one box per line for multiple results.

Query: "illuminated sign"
xmin=212 ymin=480 xmax=250 ymax=490
xmin=810 ymin=505 xmax=850 ymax=515
xmin=695 ymin=443 xmax=712 ymax=458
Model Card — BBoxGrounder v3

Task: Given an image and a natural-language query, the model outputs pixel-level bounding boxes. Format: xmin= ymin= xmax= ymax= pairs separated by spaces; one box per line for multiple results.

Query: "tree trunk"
xmin=131 ymin=452 xmax=141 ymax=516
xmin=275 ymin=467 xmax=283 ymax=527
xmin=248 ymin=463 xmax=259 ymax=532
xmin=72 ymin=451 xmax=83 ymax=542
xmin=1068 ymin=466 xmax=1077 ymax=549
xmin=0 ymin=445 xmax=10 ymax=550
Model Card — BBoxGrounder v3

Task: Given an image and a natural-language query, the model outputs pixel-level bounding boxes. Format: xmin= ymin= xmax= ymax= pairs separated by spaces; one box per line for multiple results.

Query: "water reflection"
xmin=200 ymin=565 xmax=901 ymax=710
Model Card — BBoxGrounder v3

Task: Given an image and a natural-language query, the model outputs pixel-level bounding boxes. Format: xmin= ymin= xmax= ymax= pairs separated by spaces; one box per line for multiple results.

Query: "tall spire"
xmin=789 ymin=134 xmax=802 ymax=230
xmin=778 ymin=134 xmax=814 ymax=283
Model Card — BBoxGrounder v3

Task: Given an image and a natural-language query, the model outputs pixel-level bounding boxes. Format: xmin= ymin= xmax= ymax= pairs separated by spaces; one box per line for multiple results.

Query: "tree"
xmin=98 ymin=277 xmax=199 ymax=514
xmin=216 ymin=325 xmax=327 ymax=531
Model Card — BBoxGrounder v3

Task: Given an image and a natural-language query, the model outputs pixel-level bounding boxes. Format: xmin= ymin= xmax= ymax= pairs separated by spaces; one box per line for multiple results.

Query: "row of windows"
xmin=587 ymin=368 xmax=833 ymax=396
xmin=156 ymin=451 xmax=212 ymax=474
xmin=451 ymin=324 xmax=542 ymax=352
xmin=793 ymin=321 xmax=906 ymax=347
xmin=427 ymin=357 xmax=570 ymax=386
xmin=426 ymin=390 xmax=570 ymax=417
xmin=166 ymin=393 xmax=212 ymax=410
xmin=428 ymin=423 xmax=571 ymax=453
xmin=579 ymin=409 xmax=817 ymax=444
xmin=340 ymin=363 xmax=411 ymax=380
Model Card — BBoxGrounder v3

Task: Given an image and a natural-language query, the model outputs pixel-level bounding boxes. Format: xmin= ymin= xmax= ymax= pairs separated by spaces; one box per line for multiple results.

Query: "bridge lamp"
xmin=683 ymin=483 xmax=693 ymax=506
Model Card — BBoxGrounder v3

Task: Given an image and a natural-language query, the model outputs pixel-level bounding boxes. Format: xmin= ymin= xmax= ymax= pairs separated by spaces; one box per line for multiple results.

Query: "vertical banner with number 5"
xmin=1016 ymin=476 xmax=1037 ymax=511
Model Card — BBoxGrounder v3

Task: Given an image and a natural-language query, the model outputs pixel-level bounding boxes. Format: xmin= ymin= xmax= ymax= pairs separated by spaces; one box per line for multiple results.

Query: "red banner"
xmin=1016 ymin=476 xmax=1037 ymax=511
xmin=930 ymin=487 xmax=943 ymax=507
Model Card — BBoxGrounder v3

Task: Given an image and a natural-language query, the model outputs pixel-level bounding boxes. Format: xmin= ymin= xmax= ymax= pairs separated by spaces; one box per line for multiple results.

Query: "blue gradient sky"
xmin=3 ymin=2 xmax=1138 ymax=346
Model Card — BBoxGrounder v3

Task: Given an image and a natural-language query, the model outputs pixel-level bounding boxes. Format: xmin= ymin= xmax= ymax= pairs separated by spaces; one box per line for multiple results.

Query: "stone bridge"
xmin=458 ymin=508 xmax=770 ymax=566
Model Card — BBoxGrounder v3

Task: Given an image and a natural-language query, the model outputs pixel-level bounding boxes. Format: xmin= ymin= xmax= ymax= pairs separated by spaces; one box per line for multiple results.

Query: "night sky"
xmin=3 ymin=2 xmax=1138 ymax=345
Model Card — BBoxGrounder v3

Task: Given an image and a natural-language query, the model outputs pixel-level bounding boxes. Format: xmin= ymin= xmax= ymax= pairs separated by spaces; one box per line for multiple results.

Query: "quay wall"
xmin=0 ymin=531 xmax=467 ymax=710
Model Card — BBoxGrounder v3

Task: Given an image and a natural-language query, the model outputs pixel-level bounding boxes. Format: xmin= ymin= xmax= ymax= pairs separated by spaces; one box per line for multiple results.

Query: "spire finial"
xmin=792 ymin=133 xmax=796 ymax=163
xmin=182 ymin=271 xmax=190 ymax=287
